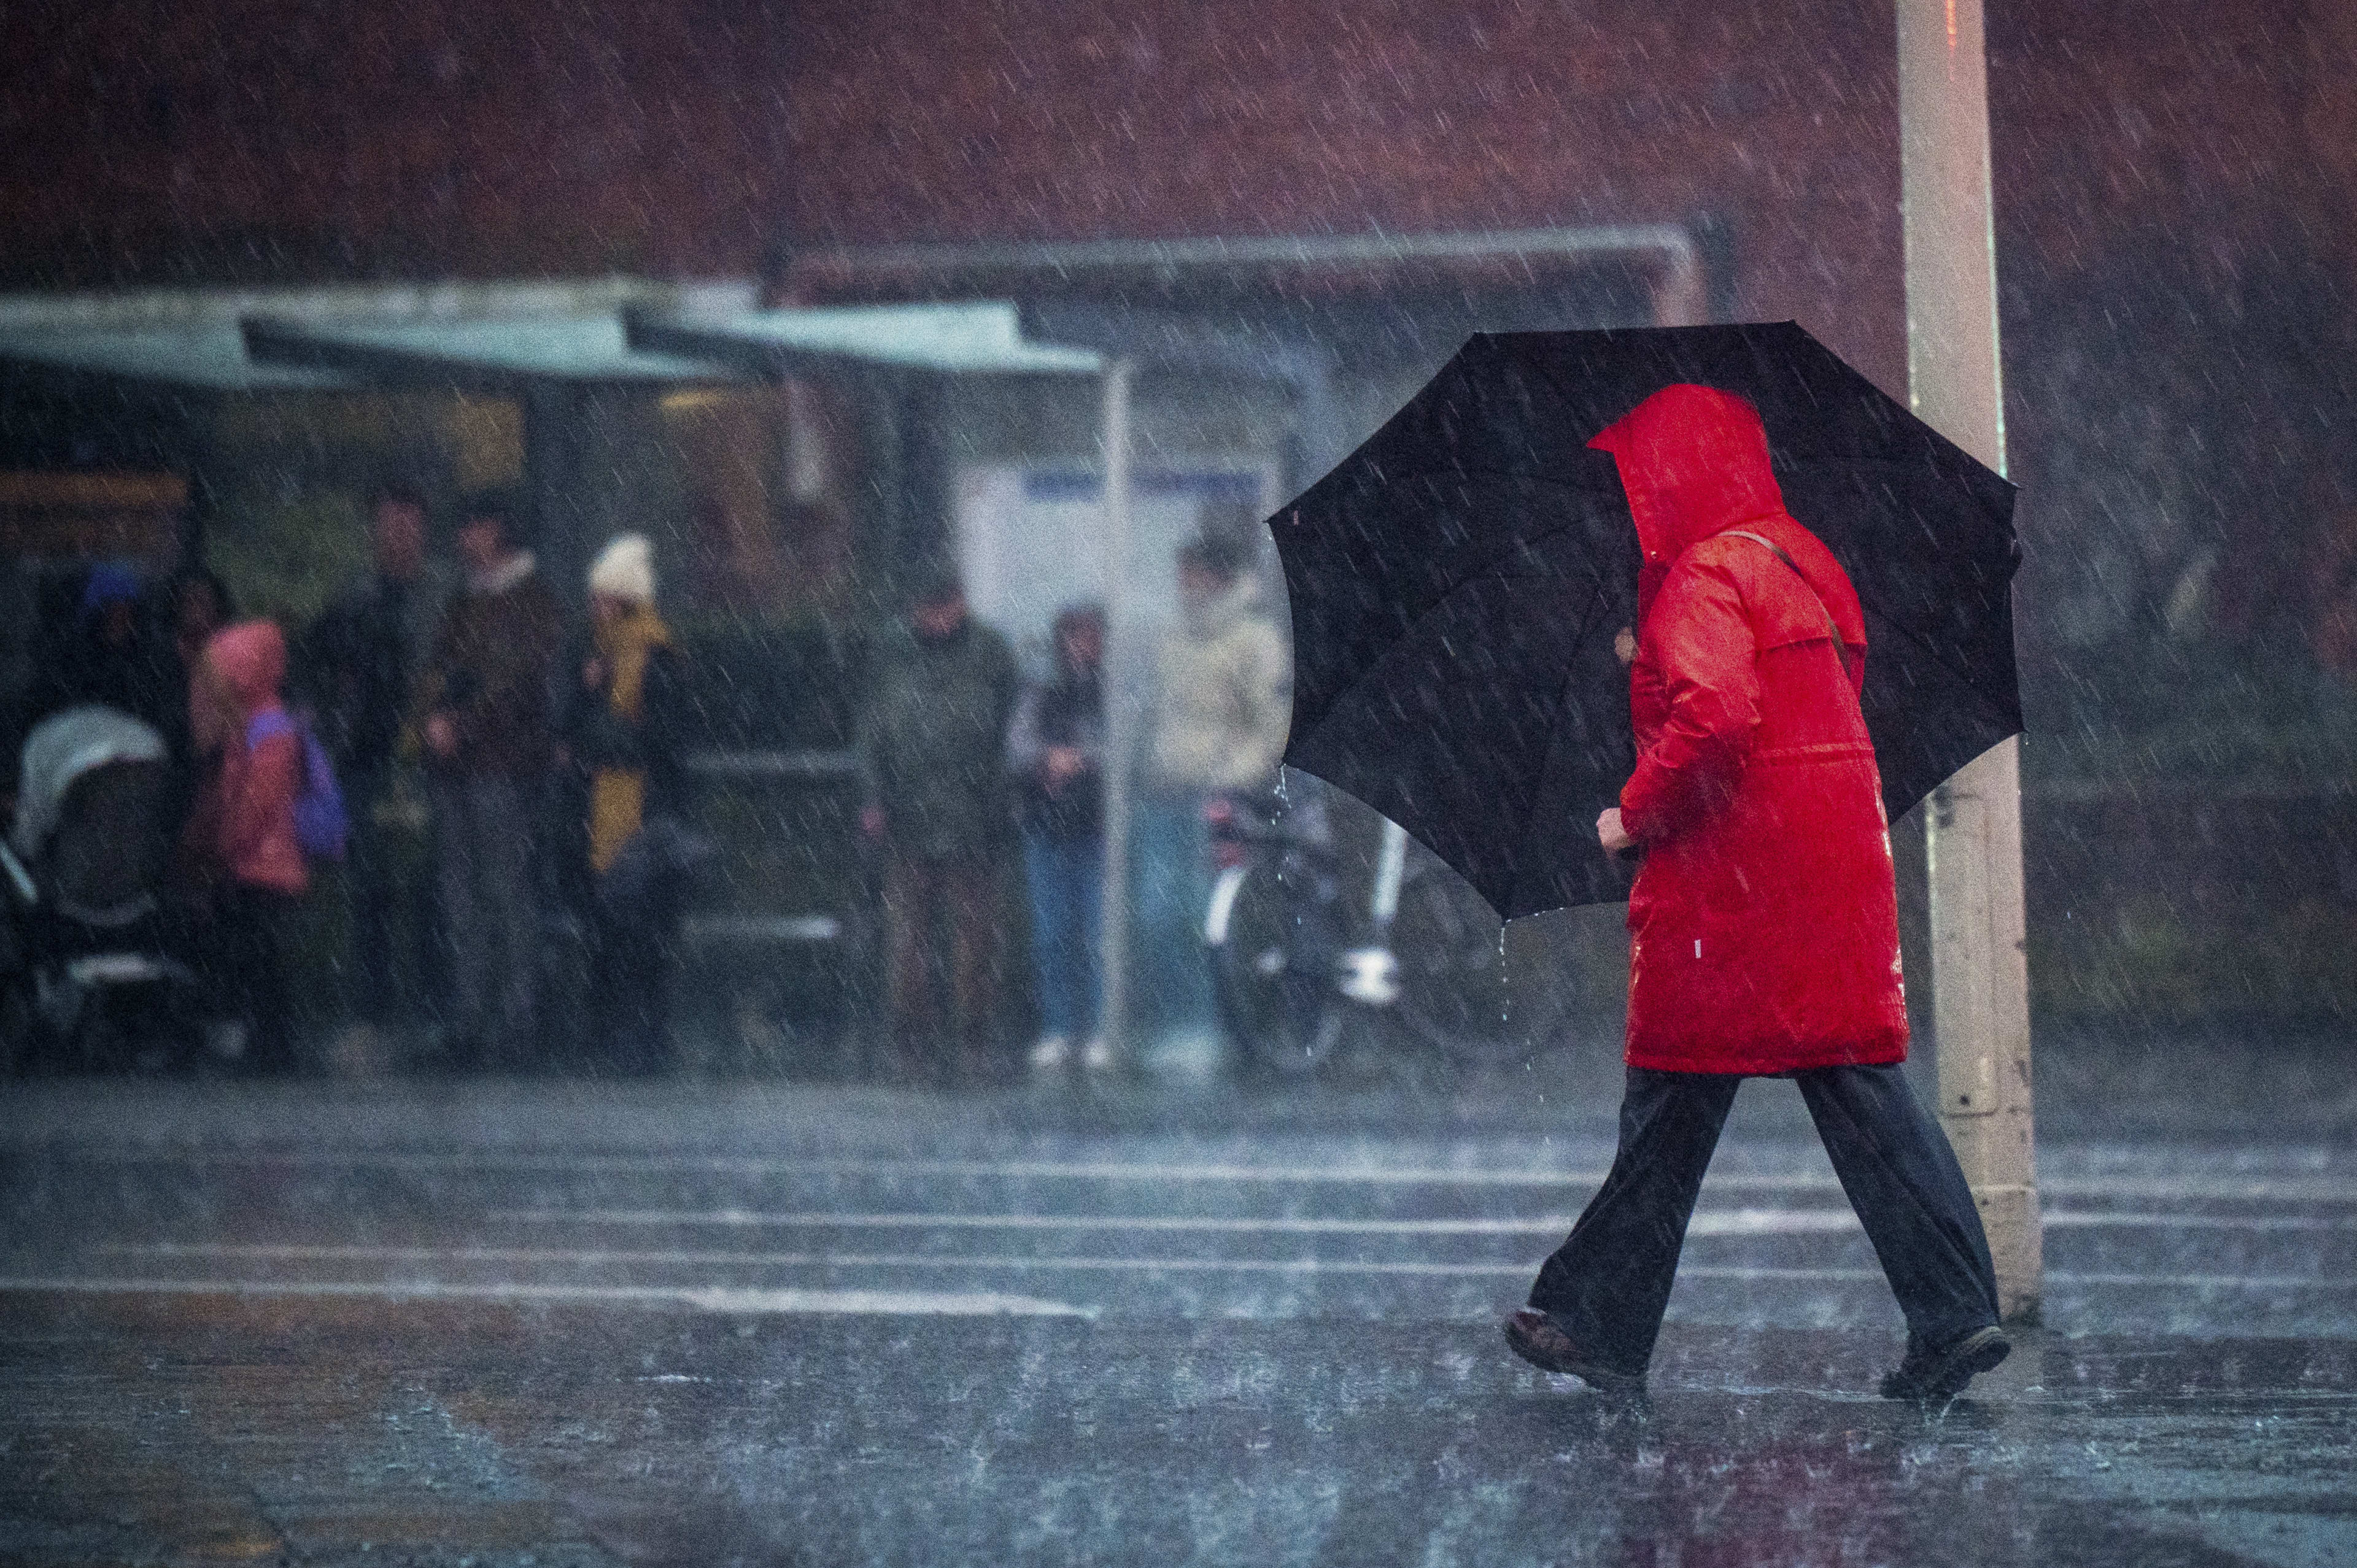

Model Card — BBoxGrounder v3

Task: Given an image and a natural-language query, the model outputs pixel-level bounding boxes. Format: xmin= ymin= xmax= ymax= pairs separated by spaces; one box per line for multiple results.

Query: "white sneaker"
xmin=1080 ymin=1035 xmax=1116 ymax=1072
xmin=1028 ymin=1034 xmax=1072 ymax=1069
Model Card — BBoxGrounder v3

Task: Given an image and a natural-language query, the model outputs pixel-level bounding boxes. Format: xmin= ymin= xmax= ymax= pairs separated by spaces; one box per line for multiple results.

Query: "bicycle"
xmin=1202 ymin=787 xmax=1560 ymax=1078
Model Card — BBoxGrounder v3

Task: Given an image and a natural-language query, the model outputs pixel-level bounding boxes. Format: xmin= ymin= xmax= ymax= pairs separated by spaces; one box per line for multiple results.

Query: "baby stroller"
xmin=1 ymin=704 xmax=195 ymax=1072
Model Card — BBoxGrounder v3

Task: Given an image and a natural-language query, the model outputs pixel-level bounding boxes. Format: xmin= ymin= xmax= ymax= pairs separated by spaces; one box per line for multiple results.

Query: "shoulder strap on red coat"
xmin=1717 ymin=530 xmax=1857 ymax=686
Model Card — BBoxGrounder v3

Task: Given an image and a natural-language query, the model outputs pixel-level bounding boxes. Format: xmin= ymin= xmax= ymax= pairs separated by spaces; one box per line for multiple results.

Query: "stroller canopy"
xmin=12 ymin=704 xmax=169 ymax=859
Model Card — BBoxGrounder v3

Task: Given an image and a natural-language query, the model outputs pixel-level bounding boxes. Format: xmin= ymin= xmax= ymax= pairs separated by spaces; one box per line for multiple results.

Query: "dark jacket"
xmin=557 ymin=637 xmax=691 ymax=823
xmin=416 ymin=555 xmax=563 ymax=781
xmin=299 ymin=568 xmax=445 ymax=782
xmin=1007 ymin=666 xmax=1105 ymax=840
xmin=554 ymin=633 xmax=691 ymax=914
xmin=859 ymin=616 xmax=1020 ymax=862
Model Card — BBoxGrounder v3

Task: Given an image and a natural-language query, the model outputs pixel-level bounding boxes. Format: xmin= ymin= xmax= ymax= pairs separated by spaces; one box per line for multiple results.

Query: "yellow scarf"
xmin=589 ymin=602 xmax=672 ymax=874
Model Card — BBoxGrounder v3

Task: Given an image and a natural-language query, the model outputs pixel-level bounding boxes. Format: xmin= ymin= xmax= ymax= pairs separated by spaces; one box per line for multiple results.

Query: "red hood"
xmin=206 ymin=620 xmax=287 ymax=717
xmin=1592 ymin=384 xmax=1789 ymax=617
xmin=1591 ymin=384 xmax=1865 ymax=644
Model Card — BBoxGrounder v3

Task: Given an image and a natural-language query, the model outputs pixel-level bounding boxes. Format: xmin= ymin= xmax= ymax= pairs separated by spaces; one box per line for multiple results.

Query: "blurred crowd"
xmin=3 ymin=485 xmax=700 ymax=1076
xmin=2 ymin=488 xmax=1291 ymax=1086
xmin=861 ymin=526 xmax=1288 ymax=1085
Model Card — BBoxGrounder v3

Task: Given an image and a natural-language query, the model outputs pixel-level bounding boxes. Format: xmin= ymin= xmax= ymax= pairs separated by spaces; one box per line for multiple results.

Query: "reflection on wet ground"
xmin=2 ymin=1076 xmax=2353 ymax=1564
xmin=6 ymin=1303 xmax=2351 ymax=1566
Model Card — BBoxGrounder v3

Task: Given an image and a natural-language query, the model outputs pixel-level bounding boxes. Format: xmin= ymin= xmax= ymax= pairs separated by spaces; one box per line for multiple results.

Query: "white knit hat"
xmin=588 ymin=533 xmax=656 ymax=603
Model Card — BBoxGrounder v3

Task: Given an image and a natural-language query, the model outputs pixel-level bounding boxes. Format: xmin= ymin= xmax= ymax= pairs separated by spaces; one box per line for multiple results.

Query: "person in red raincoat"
xmin=1504 ymin=384 xmax=2010 ymax=1402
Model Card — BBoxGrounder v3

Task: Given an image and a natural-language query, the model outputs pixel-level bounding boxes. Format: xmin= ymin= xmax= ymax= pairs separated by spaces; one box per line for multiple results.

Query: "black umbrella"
xmin=1272 ymin=320 xmax=2021 ymax=921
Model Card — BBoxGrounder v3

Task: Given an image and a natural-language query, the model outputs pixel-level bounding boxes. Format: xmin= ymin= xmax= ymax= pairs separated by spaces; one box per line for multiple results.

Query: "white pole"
xmin=1097 ymin=358 xmax=1139 ymax=1059
xmin=1897 ymin=0 xmax=2042 ymax=1323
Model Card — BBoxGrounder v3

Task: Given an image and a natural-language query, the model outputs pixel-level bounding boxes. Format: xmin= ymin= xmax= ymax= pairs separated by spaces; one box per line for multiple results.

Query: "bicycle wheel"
xmin=1206 ymin=860 xmax=1350 ymax=1077
xmin=1388 ymin=866 xmax=1557 ymax=1069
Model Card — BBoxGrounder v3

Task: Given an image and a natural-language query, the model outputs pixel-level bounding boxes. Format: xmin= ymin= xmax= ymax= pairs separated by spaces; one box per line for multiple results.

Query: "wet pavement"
xmin=3 ymin=1052 xmax=2355 ymax=1566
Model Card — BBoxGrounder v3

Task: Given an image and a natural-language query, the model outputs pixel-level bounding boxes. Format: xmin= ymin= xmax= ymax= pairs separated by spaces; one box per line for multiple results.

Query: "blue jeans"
xmin=1021 ymin=829 xmax=1103 ymax=1040
xmin=1528 ymin=1064 xmax=2002 ymax=1373
xmin=1132 ymin=795 xmax=1214 ymax=1037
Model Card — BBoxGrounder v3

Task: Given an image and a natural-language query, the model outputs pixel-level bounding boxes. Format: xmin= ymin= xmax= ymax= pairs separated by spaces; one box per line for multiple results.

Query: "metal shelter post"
xmin=1096 ymin=358 xmax=1139 ymax=1057
xmin=1897 ymin=0 xmax=2042 ymax=1323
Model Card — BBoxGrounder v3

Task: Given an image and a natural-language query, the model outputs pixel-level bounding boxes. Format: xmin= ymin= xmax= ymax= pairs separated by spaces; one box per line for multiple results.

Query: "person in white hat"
xmin=579 ymin=535 xmax=667 ymax=869
xmin=560 ymin=532 xmax=689 ymax=1070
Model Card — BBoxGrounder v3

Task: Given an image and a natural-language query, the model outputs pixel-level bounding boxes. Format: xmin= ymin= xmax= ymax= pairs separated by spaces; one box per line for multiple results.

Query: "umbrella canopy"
xmin=1273 ymin=321 xmax=2020 ymax=921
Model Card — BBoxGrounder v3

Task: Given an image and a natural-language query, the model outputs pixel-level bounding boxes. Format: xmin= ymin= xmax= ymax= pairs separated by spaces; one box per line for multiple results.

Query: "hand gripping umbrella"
xmin=1271 ymin=321 xmax=2021 ymax=921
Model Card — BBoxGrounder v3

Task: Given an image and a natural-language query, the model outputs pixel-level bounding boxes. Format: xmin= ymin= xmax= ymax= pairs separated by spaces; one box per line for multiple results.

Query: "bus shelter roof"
xmin=1 ymin=295 xmax=1104 ymax=398
xmin=0 ymin=322 xmax=352 ymax=393
xmin=625 ymin=301 xmax=1104 ymax=378
xmin=239 ymin=313 xmax=743 ymax=389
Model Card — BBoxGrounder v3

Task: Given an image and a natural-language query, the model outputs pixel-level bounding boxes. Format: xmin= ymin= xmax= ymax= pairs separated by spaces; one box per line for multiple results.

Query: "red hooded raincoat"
xmin=1591 ymin=385 xmax=1906 ymax=1074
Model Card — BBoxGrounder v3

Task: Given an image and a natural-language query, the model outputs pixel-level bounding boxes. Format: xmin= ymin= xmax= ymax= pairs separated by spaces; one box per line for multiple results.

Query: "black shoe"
xmin=1879 ymin=1325 xmax=2011 ymax=1402
xmin=1502 ymin=1308 xmax=1648 ymax=1396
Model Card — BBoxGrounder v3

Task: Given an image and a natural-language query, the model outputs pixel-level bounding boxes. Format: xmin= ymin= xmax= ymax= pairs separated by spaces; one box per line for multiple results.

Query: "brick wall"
xmin=9 ymin=0 xmax=2356 ymax=651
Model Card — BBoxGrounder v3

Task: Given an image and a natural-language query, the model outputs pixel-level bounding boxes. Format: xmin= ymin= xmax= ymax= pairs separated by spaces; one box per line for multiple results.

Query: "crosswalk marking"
xmin=42 ymin=1248 xmax=2357 ymax=1293
xmin=37 ymin=1148 xmax=2357 ymax=1205
xmin=0 ymin=1275 xmax=1093 ymax=1315
xmin=480 ymin=1207 xmax=1867 ymax=1235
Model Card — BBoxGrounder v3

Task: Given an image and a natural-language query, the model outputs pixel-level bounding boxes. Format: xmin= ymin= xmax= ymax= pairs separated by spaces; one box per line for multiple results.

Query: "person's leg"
xmin=211 ymin=886 xmax=295 ymax=1070
xmin=1525 ymin=1067 xmax=1744 ymax=1373
xmin=948 ymin=856 xmax=1001 ymax=1076
xmin=249 ymin=889 xmax=299 ymax=1070
xmin=196 ymin=886 xmax=257 ymax=1050
xmin=586 ymin=905 xmax=665 ymax=1074
xmin=1022 ymin=829 xmax=1075 ymax=1042
xmin=1795 ymin=1063 xmax=2002 ymax=1350
xmin=345 ymin=768 xmax=397 ymax=1024
xmin=478 ymin=778 xmax=540 ymax=1057
xmin=1132 ymin=795 xmax=1212 ymax=1037
xmin=429 ymin=774 xmax=487 ymax=1051
xmin=881 ymin=855 xmax=934 ymax=1075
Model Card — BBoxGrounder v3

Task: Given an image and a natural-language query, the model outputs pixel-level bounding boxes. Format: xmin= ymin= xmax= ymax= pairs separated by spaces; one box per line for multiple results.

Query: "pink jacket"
xmin=204 ymin=622 xmax=307 ymax=896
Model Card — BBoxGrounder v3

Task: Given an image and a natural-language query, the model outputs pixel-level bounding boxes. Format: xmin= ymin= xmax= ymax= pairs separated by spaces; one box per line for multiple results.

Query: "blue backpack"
xmin=245 ymin=710 xmax=349 ymax=862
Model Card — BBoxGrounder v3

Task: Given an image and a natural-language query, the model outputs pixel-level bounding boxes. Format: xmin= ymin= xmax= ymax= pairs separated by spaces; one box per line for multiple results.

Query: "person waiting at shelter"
xmin=183 ymin=620 xmax=308 ymax=1072
xmin=56 ymin=563 xmax=168 ymax=728
xmin=554 ymin=533 xmax=692 ymax=1073
xmin=1007 ymin=603 xmax=1109 ymax=1073
xmin=1503 ymin=384 xmax=2009 ymax=1403
xmin=298 ymin=481 xmax=449 ymax=1049
xmin=416 ymin=491 xmax=563 ymax=1069
xmin=164 ymin=566 xmax=236 ymax=698
xmin=858 ymin=563 xmax=1021 ymax=1086
xmin=1138 ymin=523 xmax=1290 ymax=1060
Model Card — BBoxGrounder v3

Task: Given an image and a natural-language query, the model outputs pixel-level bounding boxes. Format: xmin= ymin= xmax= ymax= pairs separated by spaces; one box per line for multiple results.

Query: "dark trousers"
xmin=883 ymin=852 xmax=1001 ymax=1073
xmin=585 ymin=908 xmax=671 ymax=1073
xmin=430 ymin=773 xmax=538 ymax=1053
xmin=206 ymin=884 xmax=300 ymax=1069
xmin=1528 ymin=1064 xmax=2001 ymax=1374
xmin=344 ymin=768 xmax=433 ymax=1025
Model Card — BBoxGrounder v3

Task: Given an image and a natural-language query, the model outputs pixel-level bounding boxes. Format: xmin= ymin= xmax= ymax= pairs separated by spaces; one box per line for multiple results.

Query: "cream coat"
xmin=1147 ymin=580 xmax=1290 ymax=794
